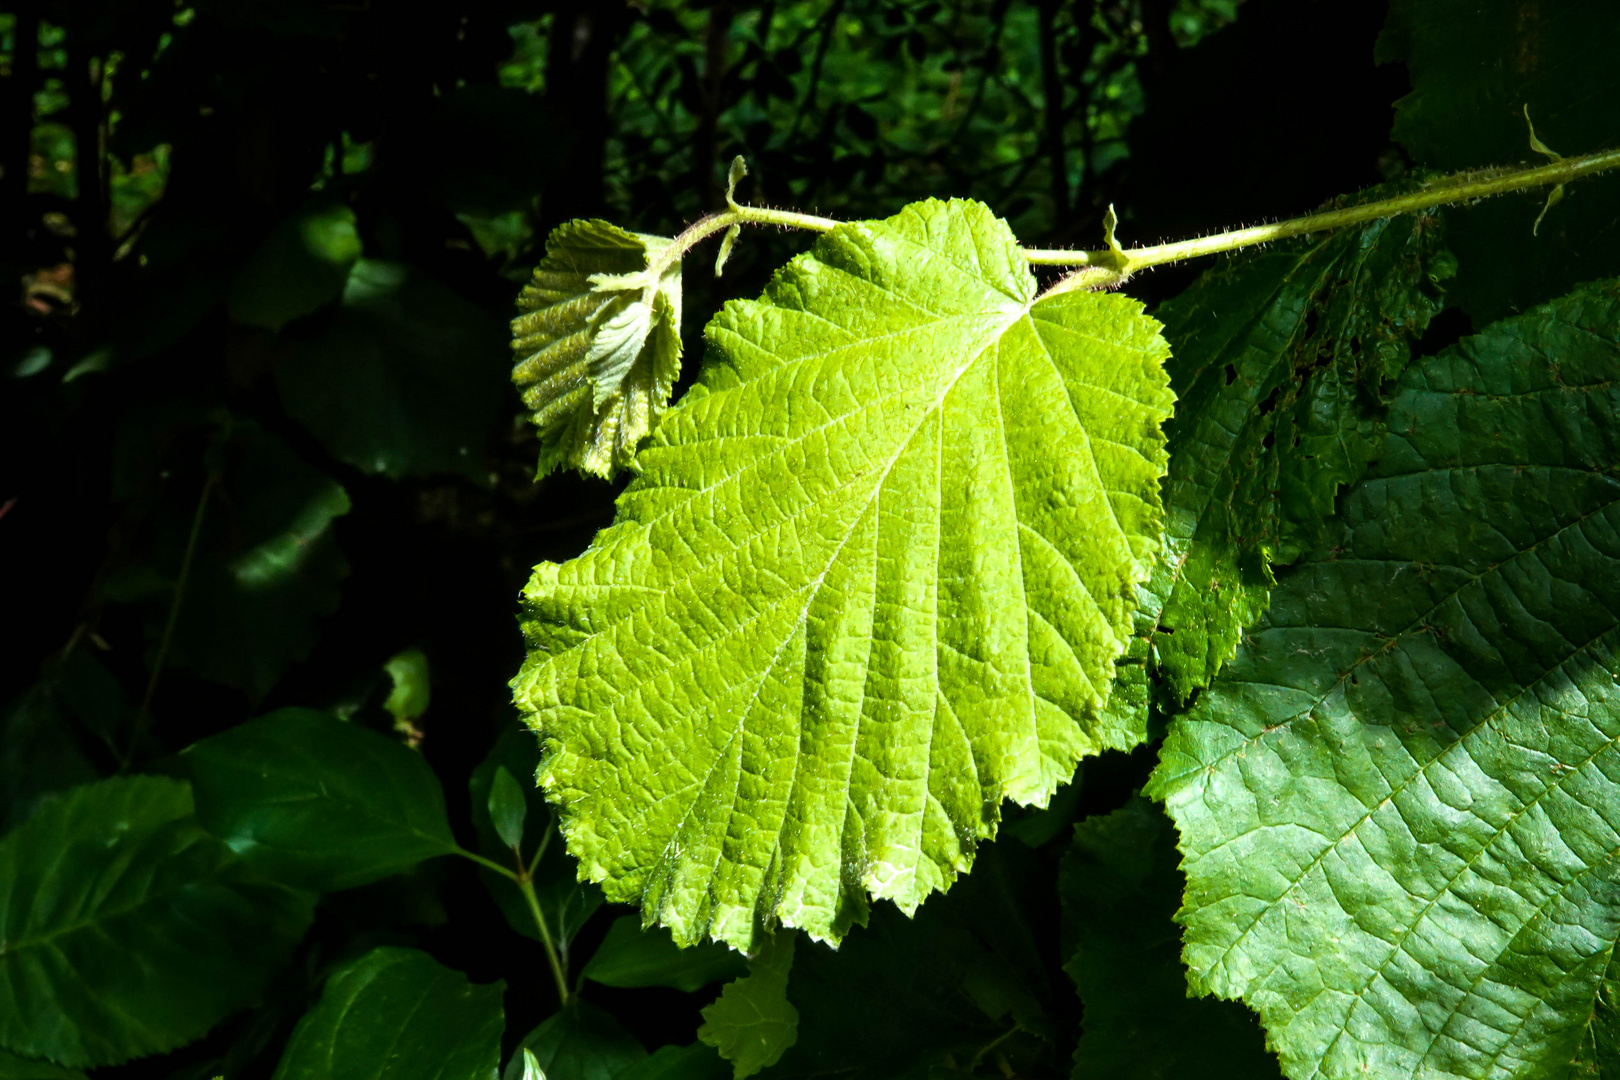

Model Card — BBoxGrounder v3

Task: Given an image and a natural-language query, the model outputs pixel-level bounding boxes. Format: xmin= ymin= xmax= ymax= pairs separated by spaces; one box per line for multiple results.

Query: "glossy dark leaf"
xmin=502 ymin=1001 xmax=646 ymax=1080
xmin=184 ymin=708 xmax=460 ymax=892
xmin=272 ymin=948 xmax=503 ymax=1080
xmin=0 ymin=777 xmax=314 ymax=1067
xmin=583 ymin=915 xmax=746 ymax=993
xmin=469 ymin=723 xmax=602 ymax=947
xmin=1062 ymin=797 xmax=1279 ymax=1080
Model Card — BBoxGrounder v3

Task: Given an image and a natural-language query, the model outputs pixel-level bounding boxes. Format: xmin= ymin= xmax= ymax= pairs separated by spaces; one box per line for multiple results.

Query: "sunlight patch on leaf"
xmin=1149 ymin=279 xmax=1620 ymax=1080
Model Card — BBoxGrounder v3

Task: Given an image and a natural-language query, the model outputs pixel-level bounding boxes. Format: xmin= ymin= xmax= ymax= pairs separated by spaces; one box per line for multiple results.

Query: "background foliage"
xmin=4 ymin=1 xmax=1614 ymax=1079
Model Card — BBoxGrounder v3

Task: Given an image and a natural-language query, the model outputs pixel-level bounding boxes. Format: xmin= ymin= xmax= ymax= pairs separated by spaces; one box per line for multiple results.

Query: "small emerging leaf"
xmin=520 ymin=1051 xmax=545 ymax=1080
xmin=698 ymin=934 xmax=799 ymax=1080
xmin=512 ymin=220 xmax=683 ymax=479
xmin=489 ymin=765 xmax=527 ymax=851
xmin=502 ymin=1001 xmax=645 ymax=1080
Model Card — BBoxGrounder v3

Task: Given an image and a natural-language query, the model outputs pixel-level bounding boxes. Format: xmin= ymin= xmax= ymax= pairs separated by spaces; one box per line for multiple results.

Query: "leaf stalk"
xmin=661 ymin=144 xmax=1620 ymax=290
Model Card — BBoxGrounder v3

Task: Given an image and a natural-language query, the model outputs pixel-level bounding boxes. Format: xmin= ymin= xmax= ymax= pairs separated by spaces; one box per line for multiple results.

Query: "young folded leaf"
xmin=514 ymin=198 xmax=1173 ymax=950
xmin=512 ymin=221 xmax=683 ymax=479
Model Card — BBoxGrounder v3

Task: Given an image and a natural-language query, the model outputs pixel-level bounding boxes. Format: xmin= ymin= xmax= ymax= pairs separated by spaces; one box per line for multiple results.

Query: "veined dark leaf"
xmin=0 ymin=777 xmax=314 ymax=1067
xmin=1149 ymin=279 xmax=1620 ymax=1080
xmin=512 ymin=219 xmax=683 ymax=479
xmin=514 ymin=198 xmax=1173 ymax=949
xmin=1146 ymin=203 xmax=1451 ymax=700
xmin=1061 ymin=797 xmax=1279 ymax=1080
xmin=272 ymin=947 xmax=503 ymax=1080
xmin=502 ymin=1000 xmax=646 ymax=1080
xmin=184 ymin=708 xmax=460 ymax=892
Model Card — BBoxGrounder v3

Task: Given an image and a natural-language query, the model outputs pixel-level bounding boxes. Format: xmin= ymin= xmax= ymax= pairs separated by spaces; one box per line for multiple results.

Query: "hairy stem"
xmin=645 ymin=144 xmax=1620 ymax=292
xmin=1027 ymin=146 xmax=1620 ymax=274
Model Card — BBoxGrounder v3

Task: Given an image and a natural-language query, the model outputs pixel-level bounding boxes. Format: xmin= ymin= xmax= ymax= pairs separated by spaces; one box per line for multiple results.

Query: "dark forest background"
xmin=0 ymin=1 xmax=1437 ymax=1077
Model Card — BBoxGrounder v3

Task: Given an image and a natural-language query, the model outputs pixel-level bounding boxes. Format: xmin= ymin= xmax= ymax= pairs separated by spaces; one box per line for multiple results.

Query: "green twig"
xmin=129 ymin=472 xmax=215 ymax=764
xmin=654 ymin=143 xmax=1620 ymax=293
xmin=454 ymin=844 xmax=572 ymax=1006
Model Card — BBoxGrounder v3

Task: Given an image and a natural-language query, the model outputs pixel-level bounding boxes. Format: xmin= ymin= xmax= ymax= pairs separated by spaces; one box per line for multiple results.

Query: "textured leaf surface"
xmin=503 ymin=1001 xmax=646 ymax=1080
xmin=615 ymin=1045 xmax=729 ymax=1080
xmin=512 ymin=220 xmax=683 ymax=478
xmin=1377 ymin=0 xmax=1620 ymax=322
xmin=273 ymin=947 xmax=503 ymax=1080
xmin=583 ymin=914 xmax=747 ymax=992
xmin=0 ymin=1051 xmax=85 ymax=1080
xmin=700 ymin=934 xmax=799 ymax=1079
xmin=1147 ymin=205 xmax=1450 ymax=700
xmin=1148 ymin=280 xmax=1620 ymax=1080
xmin=1061 ymin=797 xmax=1279 ymax=1080
xmin=184 ymin=708 xmax=459 ymax=892
xmin=0 ymin=777 xmax=314 ymax=1067
xmin=514 ymin=198 xmax=1172 ymax=949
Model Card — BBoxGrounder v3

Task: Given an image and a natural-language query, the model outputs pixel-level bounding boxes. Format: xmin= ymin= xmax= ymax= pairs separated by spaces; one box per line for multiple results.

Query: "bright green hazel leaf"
xmin=1148 ymin=279 xmax=1620 ymax=1080
xmin=490 ymin=765 xmax=527 ymax=850
xmin=0 ymin=777 xmax=314 ymax=1067
xmin=698 ymin=933 xmax=799 ymax=1080
xmin=512 ymin=220 xmax=683 ymax=479
xmin=271 ymin=947 xmax=503 ymax=1080
xmin=514 ymin=198 xmax=1172 ymax=950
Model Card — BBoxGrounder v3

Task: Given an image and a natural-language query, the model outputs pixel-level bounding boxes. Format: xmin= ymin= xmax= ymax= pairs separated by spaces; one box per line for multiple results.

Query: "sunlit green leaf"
xmin=272 ymin=947 xmax=503 ymax=1080
xmin=699 ymin=933 xmax=799 ymax=1080
xmin=514 ymin=198 xmax=1172 ymax=949
xmin=511 ymin=219 xmax=683 ymax=479
xmin=1145 ymin=203 xmax=1451 ymax=700
xmin=0 ymin=777 xmax=314 ymax=1067
xmin=184 ymin=708 xmax=459 ymax=892
xmin=1148 ymin=280 xmax=1620 ymax=1080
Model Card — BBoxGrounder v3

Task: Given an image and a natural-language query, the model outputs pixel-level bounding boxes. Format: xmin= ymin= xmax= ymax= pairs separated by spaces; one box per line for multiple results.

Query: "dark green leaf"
xmin=109 ymin=413 xmax=350 ymax=700
xmin=490 ymin=765 xmax=527 ymax=851
xmin=469 ymin=723 xmax=602 ymax=947
xmin=272 ymin=947 xmax=503 ymax=1080
xmin=1149 ymin=279 xmax=1620 ymax=1080
xmin=0 ymin=776 xmax=314 ymax=1067
xmin=184 ymin=708 xmax=460 ymax=892
xmin=503 ymin=1001 xmax=646 ymax=1080
xmin=583 ymin=915 xmax=747 ymax=993
xmin=613 ymin=1045 xmax=729 ymax=1080
xmin=1377 ymin=0 xmax=1620 ymax=321
xmin=764 ymin=842 xmax=1056 ymax=1080
xmin=275 ymin=259 xmax=509 ymax=480
xmin=699 ymin=933 xmax=799 ymax=1080
xmin=1146 ymin=201 xmax=1451 ymax=699
xmin=0 ymin=1051 xmax=86 ymax=1080
xmin=228 ymin=197 xmax=362 ymax=331
xmin=1061 ymin=797 xmax=1279 ymax=1080
xmin=0 ymin=651 xmax=129 ymax=835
